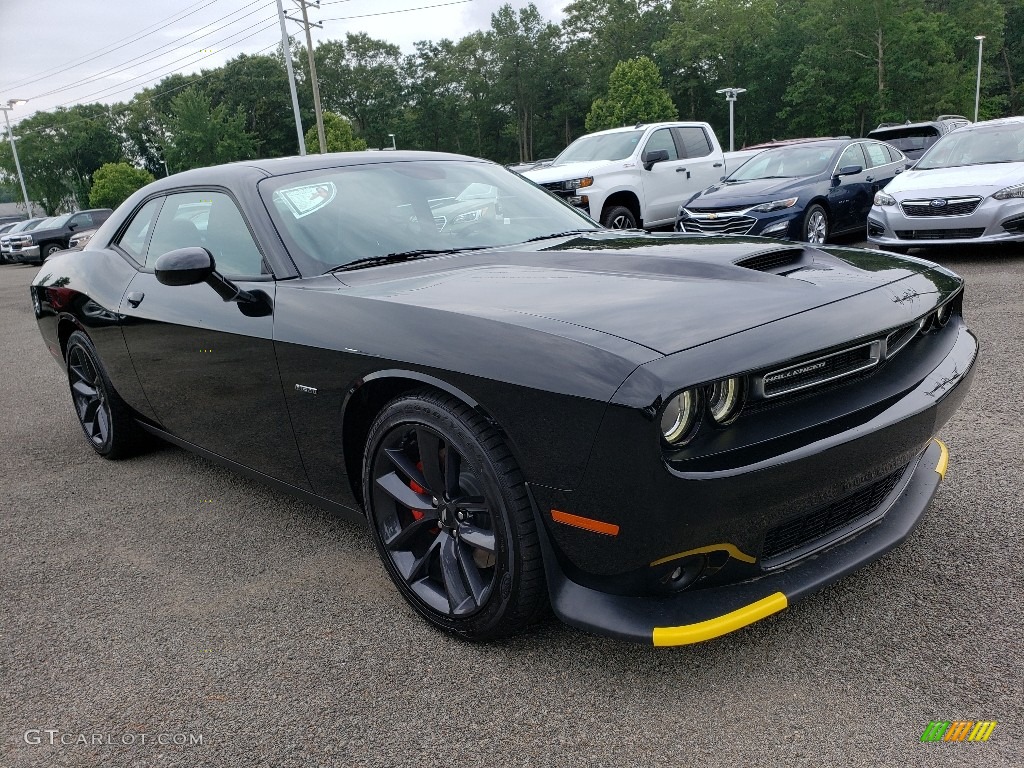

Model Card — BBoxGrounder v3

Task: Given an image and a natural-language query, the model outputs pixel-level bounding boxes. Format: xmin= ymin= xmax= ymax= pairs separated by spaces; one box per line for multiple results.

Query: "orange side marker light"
xmin=550 ymin=509 xmax=620 ymax=536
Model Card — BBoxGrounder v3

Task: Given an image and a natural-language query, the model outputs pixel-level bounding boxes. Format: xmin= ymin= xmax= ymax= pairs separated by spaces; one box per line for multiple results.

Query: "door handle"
xmin=865 ymin=176 xmax=874 ymax=182
xmin=713 ymin=162 xmax=723 ymax=167
xmin=676 ymin=167 xmax=690 ymax=179
xmin=126 ymin=291 xmax=144 ymax=308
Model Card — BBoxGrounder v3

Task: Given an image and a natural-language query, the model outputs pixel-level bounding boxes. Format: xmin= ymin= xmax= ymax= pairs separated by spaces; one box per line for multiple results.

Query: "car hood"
xmin=333 ymin=234 xmax=940 ymax=356
xmin=886 ymin=162 xmax=1024 ymax=197
xmin=523 ymin=159 xmax=621 ymax=184
xmin=687 ymin=176 xmax=818 ymax=208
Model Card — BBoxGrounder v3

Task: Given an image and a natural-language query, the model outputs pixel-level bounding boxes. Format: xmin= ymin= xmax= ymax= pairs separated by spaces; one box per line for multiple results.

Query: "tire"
xmin=363 ymin=389 xmax=547 ymax=641
xmin=801 ymin=204 xmax=829 ymax=244
xmin=43 ymin=243 xmax=63 ymax=259
xmin=65 ymin=331 xmax=145 ymax=459
xmin=601 ymin=205 xmax=637 ymax=230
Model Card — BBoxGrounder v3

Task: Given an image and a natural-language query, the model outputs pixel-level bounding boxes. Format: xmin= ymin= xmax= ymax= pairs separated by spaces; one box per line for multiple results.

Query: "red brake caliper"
xmin=409 ymin=461 xmax=426 ymax=520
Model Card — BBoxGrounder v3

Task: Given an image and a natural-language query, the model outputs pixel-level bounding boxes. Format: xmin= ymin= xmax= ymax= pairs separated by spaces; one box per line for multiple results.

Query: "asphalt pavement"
xmin=1 ymin=243 xmax=1021 ymax=767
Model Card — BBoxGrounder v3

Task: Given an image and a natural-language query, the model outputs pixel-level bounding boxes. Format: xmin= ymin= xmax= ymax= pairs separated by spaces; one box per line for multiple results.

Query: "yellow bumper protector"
xmin=652 ymin=592 xmax=788 ymax=646
xmin=933 ymin=438 xmax=949 ymax=479
xmin=650 ymin=542 xmax=756 ymax=567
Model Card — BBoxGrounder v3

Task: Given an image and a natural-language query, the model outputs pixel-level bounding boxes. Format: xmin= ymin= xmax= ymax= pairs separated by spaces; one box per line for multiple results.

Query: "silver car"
xmin=867 ymin=116 xmax=1024 ymax=252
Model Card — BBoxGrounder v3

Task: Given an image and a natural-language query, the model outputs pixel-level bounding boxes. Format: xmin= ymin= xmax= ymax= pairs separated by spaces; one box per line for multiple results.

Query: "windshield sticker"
xmin=273 ymin=182 xmax=337 ymax=218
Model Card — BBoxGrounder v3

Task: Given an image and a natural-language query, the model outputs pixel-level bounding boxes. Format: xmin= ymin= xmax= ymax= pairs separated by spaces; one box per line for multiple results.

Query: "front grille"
xmin=900 ymin=197 xmax=981 ymax=217
xmin=760 ymin=342 xmax=879 ymax=398
xmin=540 ymin=182 xmax=573 ymax=200
xmin=735 ymin=248 xmax=805 ymax=273
xmin=679 ymin=214 xmax=756 ymax=235
xmin=895 ymin=227 xmax=985 ymax=240
xmin=761 ymin=465 xmax=908 ymax=562
xmin=685 ymin=203 xmax=751 ymax=214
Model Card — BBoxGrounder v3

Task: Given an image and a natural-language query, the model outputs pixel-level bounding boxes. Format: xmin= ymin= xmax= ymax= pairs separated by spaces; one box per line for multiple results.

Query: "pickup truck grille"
xmin=540 ymin=182 xmax=574 ymax=201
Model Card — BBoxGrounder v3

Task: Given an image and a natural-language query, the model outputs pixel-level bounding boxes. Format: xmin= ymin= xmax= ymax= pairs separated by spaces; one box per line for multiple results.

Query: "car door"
xmin=639 ymin=127 xmax=690 ymax=225
xmin=117 ymin=189 xmax=311 ymax=490
xmin=862 ymin=140 xmax=902 ymax=198
xmin=827 ymin=143 xmax=871 ymax=233
xmin=673 ymin=125 xmax=722 ymax=192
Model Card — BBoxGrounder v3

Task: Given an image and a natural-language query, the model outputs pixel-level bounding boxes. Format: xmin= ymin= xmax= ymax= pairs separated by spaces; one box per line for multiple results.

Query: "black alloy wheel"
xmin=363 ymin=390 xmax=546 ymax=640
xmin=43 ymin=243 xmax=63 ymax=258
xmin=65 ymin=331 xmax=143 ymax=459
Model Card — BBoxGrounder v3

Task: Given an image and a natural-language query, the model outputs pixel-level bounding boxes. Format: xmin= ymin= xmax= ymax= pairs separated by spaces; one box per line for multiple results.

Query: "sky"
xmin=0 ymin=0 xmax=569 ymax=126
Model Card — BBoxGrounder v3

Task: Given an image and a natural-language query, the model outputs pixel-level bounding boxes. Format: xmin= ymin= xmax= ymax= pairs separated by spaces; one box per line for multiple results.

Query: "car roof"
xmin=742 ymin=136 xmax=850 ymax=150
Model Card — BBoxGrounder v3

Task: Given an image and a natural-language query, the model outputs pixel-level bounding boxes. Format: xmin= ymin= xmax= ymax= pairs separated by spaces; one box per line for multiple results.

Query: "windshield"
xmin=917 ymin=122 xmax=1024 ymax=169
xmin=553 ymin=130 xmax=644 ymax=165
xmin=868 ymin=126 xmax=940 ymax=155
xmin=729 ymin=144 xmax=839 ymax=180
xmin=7 ymin=219 xmax=41 ymax=234
xmin=260 ymin=159 xmax=599 ymax=275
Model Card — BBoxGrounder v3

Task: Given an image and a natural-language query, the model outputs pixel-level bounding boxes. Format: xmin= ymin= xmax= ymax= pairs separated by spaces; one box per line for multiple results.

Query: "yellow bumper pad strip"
xmin=933 ymin=438 xmax=949 ymax=479
xmin=652 ymin=592 xmax=788 ymax=646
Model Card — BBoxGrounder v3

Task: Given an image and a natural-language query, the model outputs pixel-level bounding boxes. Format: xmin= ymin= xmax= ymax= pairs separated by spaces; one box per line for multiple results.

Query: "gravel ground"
xmin=1 ymin=244 xmax=1021 ymax=768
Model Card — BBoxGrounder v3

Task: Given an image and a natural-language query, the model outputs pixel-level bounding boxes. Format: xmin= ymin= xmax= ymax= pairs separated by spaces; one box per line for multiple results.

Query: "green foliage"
xmin=585 ymin=57 xmax=678 ymax=131
xmin=304 ymin=113 xmax=368 ymax=152
xmin=88 ymin=163 xmax=155 ymax=209
xmin=164 ymin=88 xmax=256 ymax=172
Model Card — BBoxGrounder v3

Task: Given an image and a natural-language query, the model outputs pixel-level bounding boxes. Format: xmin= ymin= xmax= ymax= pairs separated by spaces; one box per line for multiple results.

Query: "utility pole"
xmin=286 ymin=0 xmax=325 ymax=154
xmin=276 ymin=0 xmax=306 ymax=155
xmin=0 ymin=100 xmax=32 ymax=216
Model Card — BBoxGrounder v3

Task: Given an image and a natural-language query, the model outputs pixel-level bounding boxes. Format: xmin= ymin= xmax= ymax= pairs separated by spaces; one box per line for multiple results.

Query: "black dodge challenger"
xmin=31 ymin=152 xmax=977 ymax=646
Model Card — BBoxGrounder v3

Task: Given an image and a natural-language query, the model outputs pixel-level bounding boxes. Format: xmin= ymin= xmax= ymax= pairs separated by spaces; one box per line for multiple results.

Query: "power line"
xmin=0 ymin=0 xmax=224 ymax=92
xmin=320 ymin=0 xmax=477 ymax=23
xmin=25 ymin=0 xmax=274 ymax=103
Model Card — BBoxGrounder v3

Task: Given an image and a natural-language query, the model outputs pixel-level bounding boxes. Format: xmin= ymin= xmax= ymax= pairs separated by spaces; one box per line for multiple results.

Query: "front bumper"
xmin=542 ymin=439 xmax=948 ymax=645
xmin=9 ymin=243 xmax=40 ymax=261
xmin=676 ymin=207 xmax=801 ymax=238
xmin=868 ymin=195 xmax=1024 ymax=245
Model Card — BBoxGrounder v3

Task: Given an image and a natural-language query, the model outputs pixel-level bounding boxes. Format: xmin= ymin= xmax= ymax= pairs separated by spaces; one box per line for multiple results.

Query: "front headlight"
xmin=874 ymin=192 xmax=896 ymax=206
xmin=706 ymin=377 xmax=744 ymax=424
xmin=992 ymin=183 xmax=1024 ymax=200
xmin=660 ymin=389 xmax=700 ymax=445
xmin=750 ymin=197 xmax=798 ymax=213
xmin=453 ymin=209 xmax=483 ymax=224
xmin=563 ymin=177 xmax=593 ymax=191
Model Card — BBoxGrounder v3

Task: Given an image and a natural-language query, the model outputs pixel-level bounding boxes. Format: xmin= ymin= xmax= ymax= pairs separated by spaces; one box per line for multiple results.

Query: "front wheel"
xmin=43 ymin=243 xmax=63 ymax=259
xmin=802 ymin=204 xmax=829 ymax=244
xmin=601 ymin=205 xmax=637 ymax=229
xmin=363 ymin=390 xmax=547 ymax=640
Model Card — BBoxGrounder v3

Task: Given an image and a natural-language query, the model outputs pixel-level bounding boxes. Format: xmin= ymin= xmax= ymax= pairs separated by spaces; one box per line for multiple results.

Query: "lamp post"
xmin=388 ymin=133 xmax=396 ymax=150
xmin=715 ymin=87 xmax=747 ymax=152
xmin=974 ymin=35 xmax=985 ymax=122
xmin=0 ymin=99 xmax=32 ymax=216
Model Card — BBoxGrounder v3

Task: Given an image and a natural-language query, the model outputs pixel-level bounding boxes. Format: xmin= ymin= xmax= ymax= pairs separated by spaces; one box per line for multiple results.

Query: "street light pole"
xmin=974 ymin=35 xmax=985 ymax=122
xmin=0 ymin=99 xmax=32 ymax=216
xmin=388 ymin=133 xmax=396 ymax=150
xmin=715 ymin=87 xmax=747 ymax=152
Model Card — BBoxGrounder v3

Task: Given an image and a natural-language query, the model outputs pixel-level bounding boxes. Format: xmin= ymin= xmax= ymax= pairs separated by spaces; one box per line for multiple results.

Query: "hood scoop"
xmin=734 ymin=247 xmax=808 ymax=274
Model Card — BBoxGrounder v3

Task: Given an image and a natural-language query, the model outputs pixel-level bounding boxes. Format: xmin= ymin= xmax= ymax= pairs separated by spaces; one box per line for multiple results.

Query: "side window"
xmin=643 ymin=128 xmax=679 ymax=161
xmin=864 ymin=142 xmax=891 ymax=168
xmin=115 ymin=198 xmax=163 ymax=264
xmin=71 ymin=212 xmax=94 ymax=229
xmin=675 ymin=126 xmax=713 ymax=158
xmin=886 ymin=145 xmax=905 ymax=164
xmin=837 ymin=144 xmax=866 ymax=172
xmin=146 ymin=191 xmax=264 ymax=276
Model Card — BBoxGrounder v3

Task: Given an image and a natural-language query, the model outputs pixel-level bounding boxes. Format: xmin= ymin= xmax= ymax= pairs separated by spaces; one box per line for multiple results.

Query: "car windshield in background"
xmin=552 ymin=130 xmax=644 ymax=165
xmin=917 ymin=123 xmax=1024 ymax=169
xmin=260 ymin=160 xmax=599 ymax=274
xmin=729 ymin=144 xmax=839 ymax=180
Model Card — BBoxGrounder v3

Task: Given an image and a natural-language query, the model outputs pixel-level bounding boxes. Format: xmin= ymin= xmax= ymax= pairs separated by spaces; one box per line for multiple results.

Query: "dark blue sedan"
xmin=676 ymin=138 xmax=907 ymax=244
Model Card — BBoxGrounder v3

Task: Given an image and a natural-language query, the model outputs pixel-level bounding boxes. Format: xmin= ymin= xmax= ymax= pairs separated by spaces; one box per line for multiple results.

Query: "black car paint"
xmin=31 ymin=152 xmax=976 ymax=644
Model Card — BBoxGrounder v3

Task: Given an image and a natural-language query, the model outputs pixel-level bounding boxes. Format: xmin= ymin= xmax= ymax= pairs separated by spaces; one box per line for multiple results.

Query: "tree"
xmin=164 ymin=88 xmax=256 ymax=172
xmin=304 ymin=113 xmax=367 ymax=152
xmin=585 ymin=57 xmax=678 ymax=131
xmin=88 ymin=163 xmax=155 ymax=209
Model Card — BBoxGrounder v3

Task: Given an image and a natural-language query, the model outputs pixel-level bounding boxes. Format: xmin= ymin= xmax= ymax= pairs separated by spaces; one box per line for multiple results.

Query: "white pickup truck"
xmin=523 ymin=122 xmax=726 ymax=229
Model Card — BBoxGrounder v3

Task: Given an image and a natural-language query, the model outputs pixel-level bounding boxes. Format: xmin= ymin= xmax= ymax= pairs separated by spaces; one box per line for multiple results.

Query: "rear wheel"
xmin=802 ymin=204 xmax=829 ymax=244
xmin=66 ymin=331 xmax=145 ymax=459
xmin=363 ymin=390 xmax=547 ymax=640
xmin=601 ymin=205 xmax=637 ymax=230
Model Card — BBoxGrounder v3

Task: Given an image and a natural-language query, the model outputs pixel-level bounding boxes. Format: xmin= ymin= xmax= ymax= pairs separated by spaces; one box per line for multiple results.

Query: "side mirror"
xmin=154 ymin=247 xmax=215 ymax=286
xmin=642 ymin=149 xmax=670 ymax=171
xmin=836 ymin=165 xmax=863 ymax=177
xmin=68 ymin=222 xmax=78 ymax=232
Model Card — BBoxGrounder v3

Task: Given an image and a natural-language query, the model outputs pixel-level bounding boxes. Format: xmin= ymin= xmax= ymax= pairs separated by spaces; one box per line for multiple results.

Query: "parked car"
xmin=676 ymin=138 xmax=907 ymax=243
xmin=506 ymin=158 xmax=554 ymax=173
xmin=67 ymin=228 xmax=98 ymax=250
xmin=7 ymin=208 xmax=112 ymax=264
xmin=32 ymin=151 xmax=976 ymax=645
xmin=0 ymin=217 xmax=48 ymax=263
xmin=723 ymin=136 xmax=853 ymax=176
xmin=867 ymin=116 xmax=970 ymax=162
xmin=524 ymin=121 xmax=726 ymax=229
xmin=868 ymin=116 xmax=1024 ymax=251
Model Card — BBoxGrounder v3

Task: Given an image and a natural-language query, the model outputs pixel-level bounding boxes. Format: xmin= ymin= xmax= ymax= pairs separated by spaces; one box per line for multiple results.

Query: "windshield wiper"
xmin=327 ymin=246 xmax=487 ymax=273
xmin=519 ymin=229 xmax=603 ymax=244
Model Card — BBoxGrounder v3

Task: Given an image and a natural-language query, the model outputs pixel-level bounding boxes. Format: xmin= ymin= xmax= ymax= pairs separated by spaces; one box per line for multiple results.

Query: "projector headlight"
xmin=660 ymin=389 xmax=700 ymax=445
xmin=706 ymin=377 xmax=744 ymax=425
